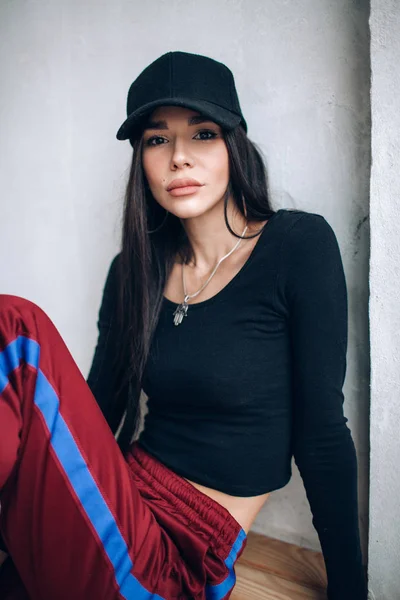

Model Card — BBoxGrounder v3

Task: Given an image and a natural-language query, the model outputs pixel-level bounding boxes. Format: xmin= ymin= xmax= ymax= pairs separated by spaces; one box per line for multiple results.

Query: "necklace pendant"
xmin=173 ymin=299 xmax=189 ymax=326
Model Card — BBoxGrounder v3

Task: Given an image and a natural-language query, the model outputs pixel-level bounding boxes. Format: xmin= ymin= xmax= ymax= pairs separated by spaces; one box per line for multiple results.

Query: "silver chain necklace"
xmin=172 ymin=223 xmax=248 ymax=326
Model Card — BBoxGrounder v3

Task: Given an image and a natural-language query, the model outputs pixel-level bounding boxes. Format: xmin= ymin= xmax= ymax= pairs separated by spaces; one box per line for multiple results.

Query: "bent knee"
xmin=0 ymin=294 xmax=43 ymax=313
xmin=0 ymin=294 xmax=53 ymax=335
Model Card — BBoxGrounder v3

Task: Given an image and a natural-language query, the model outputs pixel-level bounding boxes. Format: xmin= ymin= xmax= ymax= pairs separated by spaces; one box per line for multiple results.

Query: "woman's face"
xmin=141 ymin=105 xmax=230 ymax=221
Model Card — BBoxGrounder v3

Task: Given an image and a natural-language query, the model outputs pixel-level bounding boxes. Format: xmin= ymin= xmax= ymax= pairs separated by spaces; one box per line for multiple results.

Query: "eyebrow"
xmin=143 ymin=116 xmax=216 ymax=131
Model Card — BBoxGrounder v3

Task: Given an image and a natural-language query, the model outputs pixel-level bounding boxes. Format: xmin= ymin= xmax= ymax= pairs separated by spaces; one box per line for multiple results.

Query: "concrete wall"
xmin=0 ymin=0 xmax=371 ymax=564
xmin=368 ymin=2 xmax=400 ymax=598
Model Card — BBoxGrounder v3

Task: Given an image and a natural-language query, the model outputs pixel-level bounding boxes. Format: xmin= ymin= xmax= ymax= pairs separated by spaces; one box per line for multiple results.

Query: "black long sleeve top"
xmin=87 ymin=208 xmax=368 ymax=599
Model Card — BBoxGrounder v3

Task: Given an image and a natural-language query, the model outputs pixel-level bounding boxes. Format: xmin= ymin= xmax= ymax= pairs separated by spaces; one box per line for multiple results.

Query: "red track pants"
xmin=0 ymin=295 xmax=247 ymax=600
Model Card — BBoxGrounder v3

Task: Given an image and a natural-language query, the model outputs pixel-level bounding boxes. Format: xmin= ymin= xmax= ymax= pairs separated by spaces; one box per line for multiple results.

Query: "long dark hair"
xmin=110 ymin=121 xmax=276 ymax=453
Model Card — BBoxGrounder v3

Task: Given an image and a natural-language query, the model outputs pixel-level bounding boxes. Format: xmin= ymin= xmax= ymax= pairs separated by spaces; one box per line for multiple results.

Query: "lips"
xmin=167 ymin=178 xmax=203 ymax=191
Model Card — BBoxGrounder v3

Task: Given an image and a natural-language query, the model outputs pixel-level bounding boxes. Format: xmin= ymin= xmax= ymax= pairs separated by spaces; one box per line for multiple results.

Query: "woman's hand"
xmin=0 ymin=549 xmax=8 ymax=568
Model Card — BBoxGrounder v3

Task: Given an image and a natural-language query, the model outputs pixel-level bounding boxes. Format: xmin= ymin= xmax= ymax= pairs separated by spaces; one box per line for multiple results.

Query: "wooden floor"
xmin=231 ymin=532 xmax=328 ymax=600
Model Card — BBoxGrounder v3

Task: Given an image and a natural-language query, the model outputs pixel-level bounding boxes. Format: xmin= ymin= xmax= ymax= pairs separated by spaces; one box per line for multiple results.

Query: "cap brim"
xmin=116 ymin=97 xmax=245 ymax=140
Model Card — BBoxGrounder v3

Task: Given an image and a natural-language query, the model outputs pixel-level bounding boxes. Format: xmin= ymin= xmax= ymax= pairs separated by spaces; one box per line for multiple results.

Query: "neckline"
xmin=162 ymin=209 xmax=283 ymax=310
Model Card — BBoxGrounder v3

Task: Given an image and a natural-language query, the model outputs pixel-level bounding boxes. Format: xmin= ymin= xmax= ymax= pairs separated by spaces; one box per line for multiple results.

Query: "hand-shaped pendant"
xmin=173 ymin=296 xmax=190 ymax=326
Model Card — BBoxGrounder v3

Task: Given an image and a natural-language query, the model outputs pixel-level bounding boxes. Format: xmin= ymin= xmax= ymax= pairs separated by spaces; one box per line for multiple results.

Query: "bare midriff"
xmin=183 ymin=477 xmax=271 ymax=534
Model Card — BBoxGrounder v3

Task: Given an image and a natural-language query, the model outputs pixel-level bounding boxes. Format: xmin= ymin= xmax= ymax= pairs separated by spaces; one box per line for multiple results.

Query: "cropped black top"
xmin=87 ymin=209 xmax=367 ymax=599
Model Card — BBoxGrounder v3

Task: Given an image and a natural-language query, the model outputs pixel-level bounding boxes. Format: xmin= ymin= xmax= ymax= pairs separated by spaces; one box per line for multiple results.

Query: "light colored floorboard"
xmin=232 ymin=532 xmax=328 ymax=600
xmin=232 ymin=564 xmax=327 ymax=600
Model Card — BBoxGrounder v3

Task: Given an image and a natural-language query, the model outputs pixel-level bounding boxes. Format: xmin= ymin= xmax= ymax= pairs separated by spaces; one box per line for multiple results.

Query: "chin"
xmin=168 ymin=206 xmax=217 ymax=221
xmin=162 ymin=194 xmax=225 ymax=220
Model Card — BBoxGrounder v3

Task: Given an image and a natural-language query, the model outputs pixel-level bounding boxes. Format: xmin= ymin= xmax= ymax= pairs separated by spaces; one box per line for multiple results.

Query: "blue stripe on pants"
xmin=205 ymin=529 xmax=246 ymax=599
xmin=0 ymin=335 xmax=165 ymax=600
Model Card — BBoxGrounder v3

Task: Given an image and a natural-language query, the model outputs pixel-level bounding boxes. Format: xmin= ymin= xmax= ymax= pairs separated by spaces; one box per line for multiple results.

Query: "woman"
xmin=0 ymin=51 xmax=367 ymax=599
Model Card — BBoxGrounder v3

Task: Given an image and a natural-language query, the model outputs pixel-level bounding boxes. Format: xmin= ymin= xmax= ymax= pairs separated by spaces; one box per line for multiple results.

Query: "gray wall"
xmin=0 ymin=0 xmax=371 ymax=569
xmin=368 ymin=2 xmax=400 ymax=598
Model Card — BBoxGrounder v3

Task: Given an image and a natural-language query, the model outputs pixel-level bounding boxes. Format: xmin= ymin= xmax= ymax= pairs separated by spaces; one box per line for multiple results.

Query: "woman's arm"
xmin=282 ymin=212 xmax=368 ymax=600
xmin=87 ymin=253 xmax=127 ymax=434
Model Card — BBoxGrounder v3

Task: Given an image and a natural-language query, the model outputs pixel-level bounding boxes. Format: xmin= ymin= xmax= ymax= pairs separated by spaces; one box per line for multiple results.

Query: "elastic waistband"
xmin=126 ymin=442 xmax=247 ymax=561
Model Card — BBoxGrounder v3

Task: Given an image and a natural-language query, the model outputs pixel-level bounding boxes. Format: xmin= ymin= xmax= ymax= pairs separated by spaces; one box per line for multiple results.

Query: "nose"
xmin=169 ymin=138 xmax=193 ymax=169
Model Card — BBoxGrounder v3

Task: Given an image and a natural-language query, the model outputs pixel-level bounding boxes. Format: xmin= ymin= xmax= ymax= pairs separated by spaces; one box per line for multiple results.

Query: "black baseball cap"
xmin=116 ymin=51 xmax=247 ymax=141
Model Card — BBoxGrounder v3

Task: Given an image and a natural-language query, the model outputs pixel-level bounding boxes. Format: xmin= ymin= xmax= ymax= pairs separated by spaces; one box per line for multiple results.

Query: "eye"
xmin=145 ymin=135 xmax=165 ymax=147
xmin=194 ymin=129 xmax=218 ymax=141
xmin=145 ymin=129 xmax=218 ymax=147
